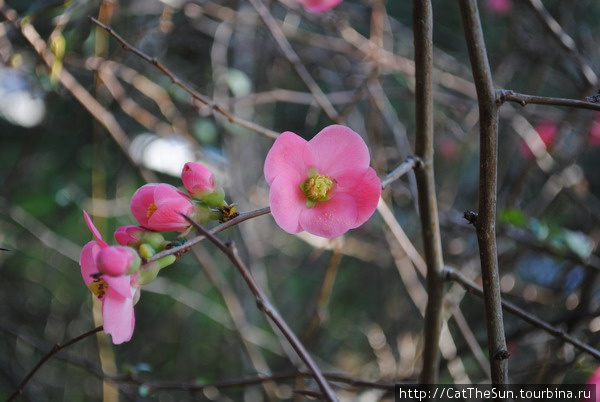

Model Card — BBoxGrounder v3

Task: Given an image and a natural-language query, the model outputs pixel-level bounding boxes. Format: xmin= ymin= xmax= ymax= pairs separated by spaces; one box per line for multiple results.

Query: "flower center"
xmin=88 ymin=277 xmax=108 ymax=299
xmin=147 ymin=203 xmax=158 ymax=218
xmin=301 ymin=171 xmax=335 ymax=207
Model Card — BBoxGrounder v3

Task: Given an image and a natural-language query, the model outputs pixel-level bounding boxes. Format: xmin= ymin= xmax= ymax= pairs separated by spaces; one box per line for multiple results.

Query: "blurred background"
xmin=2 ymin=0 xmax=600 ymax=400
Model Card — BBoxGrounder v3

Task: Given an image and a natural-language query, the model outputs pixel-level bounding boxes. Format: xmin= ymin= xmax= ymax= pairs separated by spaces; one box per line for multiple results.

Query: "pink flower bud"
xmin=130 ymin=183 xmax=195 ymax=232
xmin=114 ymin=225 xmax=145 ymax=247
xmin=181 ymin=162 xmax=226 ymax=207
xmin=97 ymin=246 xmax=141 ymax=277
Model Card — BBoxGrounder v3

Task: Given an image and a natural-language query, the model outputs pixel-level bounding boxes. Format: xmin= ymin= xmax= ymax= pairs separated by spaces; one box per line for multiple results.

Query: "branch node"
xmin=494 ymin=349 xmax=510 ymax=360
xmin=463 ymin=210 xmax=478 ymax=226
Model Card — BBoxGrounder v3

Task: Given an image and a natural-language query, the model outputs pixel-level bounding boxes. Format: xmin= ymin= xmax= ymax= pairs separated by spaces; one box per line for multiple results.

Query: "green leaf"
xmin=499 ymin=208 xmax=527 ymax=227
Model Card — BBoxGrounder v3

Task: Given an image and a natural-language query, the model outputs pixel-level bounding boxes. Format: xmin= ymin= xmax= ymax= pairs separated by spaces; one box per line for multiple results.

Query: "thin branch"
xmin=247 ymin=0 xmax=339 ymax=122
xmin=497 ymin=90 xmax=600 ymax=111
xmin=459 ymin=0 xmax=509 ymax=386
xmin=7 ymin=326 xmax=103 ymax=402
xmin=412 ymin=0 xmax=445 ymax=385
xmin=146 ymin=207 xmax=270 ymax=264
xmin=89 ymin=17 xmax=279 ymax=140
xmin=181 ymin=215 xmax=338 ymax=402
xmin=525 ymin=0 xmax=597 ymax=87
xmin=0 ymin=3 xmax=156 ymax=183
xmin=381 ymin=156 xmax=421 ymax=189
xmin=445 ymin=266 xmax=600 ymax=361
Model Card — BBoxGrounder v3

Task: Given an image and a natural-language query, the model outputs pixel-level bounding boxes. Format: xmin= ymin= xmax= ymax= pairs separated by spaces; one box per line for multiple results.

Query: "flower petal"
xmin=102 ymin=291 xmax=135 ymax=344
xmin=269 ymin=172 xmax=306 ymax=234
xmin=334 ymin=167 xmax=381 ymax=228
xmin=305 ymin=125 xmax=370 ymax=177
xmin=301 ymin=0 xmax=343 ymax=12
xmin=83 ymin=211 xmax=107 ymax=247
xmin=104 ymin=275 xmax=135 ymax=299
xmin=299 ymin=193 xmax=358 ymax=238
xmin=264 ymin=131 xmax=310 ymax=185
xmin=80 ymin=241 xmax=101 ymax=286
xmin=130 ymin=183 xmax=161 ymax=227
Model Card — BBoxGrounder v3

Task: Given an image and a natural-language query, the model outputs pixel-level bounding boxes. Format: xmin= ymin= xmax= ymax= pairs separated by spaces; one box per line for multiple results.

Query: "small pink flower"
xmin=181 ymin=162 xmax=217 ymax=198
xmin=130 ymin=183 xmax=195 ymax=232
xmin=181 ymin=162 xmax=225 ymax=206
xmin=519 ymin=120 xmax=558 ymax=158
xmin=80 ymin=211 xmax=138 ymax=344
xmin=486 ymin=0 xmax=512 ymax=14
xmin=114 ymin=225 xmax=146 ymax=247
xmin=264 ymin=125 xmax=381 ymax=238
xmin=298 ymin=0 xmax=342 ymax=13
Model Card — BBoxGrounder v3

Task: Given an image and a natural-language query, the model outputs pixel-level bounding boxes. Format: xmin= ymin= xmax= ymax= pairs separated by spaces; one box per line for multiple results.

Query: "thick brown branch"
xmin=459 ymin=0 xmax=509 ymax=386
xmin=413 ymin=0 xmax=445 ymax=385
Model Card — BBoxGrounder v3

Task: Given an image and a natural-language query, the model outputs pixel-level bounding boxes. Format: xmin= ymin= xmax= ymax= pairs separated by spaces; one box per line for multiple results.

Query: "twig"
xmin=0 ymin=2 xmax=156 ymax=183
xmin=496 ymin=90 xmax=600 ymax=111
xmin=181 ymin=215 xmax=338 ymax=401
xmin=459 ymin=0 xmax=509 ymax=386
xmin=89 ymin=17 xmax=279 ymax=140
xmin=381 ymin=156 xmax=421 ymax=189
xmin=146 ymin=207 xmax=271 ymax=264
xmin=247 ymin=0 xmax=339 ymax=122
xmin=525 ymin=0 xmax=597 ymax=87
xmin=412 ymin=0 xmax=445 ymax=385
xmin=6 ymin=326 xmax=103 ymax=402
xmin=445 ymin=267 xmax=600 ymax=361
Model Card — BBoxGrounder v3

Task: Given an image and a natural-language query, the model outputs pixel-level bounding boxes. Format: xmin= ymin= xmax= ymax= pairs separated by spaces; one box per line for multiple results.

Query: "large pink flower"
xmin=264 ymin=125 xmax=381 ymax=238
xmin=130 ymin=183 xmax=195 ymax=232
xmin=298 ymin=0 xmax=342 ymax=13
xmin=80 ymin=211 xmax=138 ymax=344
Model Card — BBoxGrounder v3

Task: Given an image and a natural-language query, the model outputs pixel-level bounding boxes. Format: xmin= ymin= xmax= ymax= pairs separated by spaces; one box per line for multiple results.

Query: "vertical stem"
xmin=459 ymin=0 xmax=509 ymax=386
xmin=413 ymin=0 xmax=445 ymax=384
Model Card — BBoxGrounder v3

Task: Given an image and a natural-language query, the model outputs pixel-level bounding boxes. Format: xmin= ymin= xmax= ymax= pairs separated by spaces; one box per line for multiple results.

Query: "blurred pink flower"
xmin=519 ymin=120 xmax=558 ymax=158
xmin=486 ymin=0 xmax=512 ymax=14
xmin=299 ymin=0 xmax=342 ymax=13
xmin=264 ymin=125 xmax=381 ymax=238
xmin=80 ymin=211 xmax=139 ymax=344
xmin=589 ymin=115 xmax=600 ymax=146
xmin=585 ymin=366 xmax=600 ymax=401
xmin=130 ymin=183 xmax=195 ymax=232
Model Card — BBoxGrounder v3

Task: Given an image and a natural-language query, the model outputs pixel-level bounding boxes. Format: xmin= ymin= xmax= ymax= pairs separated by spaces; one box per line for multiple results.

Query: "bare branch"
xmin=89 ymin=17 xmax=279 ymax=140
xmin=413 ymin=0 xmax=446 ymax=385
xmin=7 ymin=326 xmax=103 ymax=402
xmin=181 ymin=215 xmax=338 ymax=401
xmin=497 ymin=90 xmax=600 ymax=111
xmin=445 ymin=266 xmax=600 ymax=361
xmin=459 ymin=0 xmax=509 ymax=385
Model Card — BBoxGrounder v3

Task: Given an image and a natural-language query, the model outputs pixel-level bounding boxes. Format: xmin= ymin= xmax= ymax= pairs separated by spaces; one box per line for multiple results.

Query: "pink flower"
xmin=181 ymin=162 xmax=225 ymax=206
xmin=519 ymin=120 xmax=558 ymax=158
xmin=264 ymin=125 xmax=381 ymax=238
xmin=298 ymin=0 xmax=342 ymax=13
xmin=486 ymin=0 xmax=512 ymax=14
xmin=80 ymin=211 xmax=138 ymax=344
xmin=97 ymin=246 xmax=140 ymax=277
xmin=130 ymin=183 xmax=195 ymax=232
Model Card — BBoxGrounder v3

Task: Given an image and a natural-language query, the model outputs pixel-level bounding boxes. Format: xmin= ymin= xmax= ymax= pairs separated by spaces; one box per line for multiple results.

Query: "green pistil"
xmin=301 ymin=171 xmax=335 ymax=207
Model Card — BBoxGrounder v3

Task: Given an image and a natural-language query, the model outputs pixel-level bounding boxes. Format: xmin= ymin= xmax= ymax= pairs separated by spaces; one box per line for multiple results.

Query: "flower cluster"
xmin=80 ymin=125 xmax=381 ymax=344
xmin=79 ymin=162 xmax=229 ymax=344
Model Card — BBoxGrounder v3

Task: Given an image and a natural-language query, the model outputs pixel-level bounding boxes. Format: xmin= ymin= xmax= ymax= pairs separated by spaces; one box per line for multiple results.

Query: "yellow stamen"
xmin=147 ymin=203 xmax=158 ymax=218
xmin=88 ymin=277 xmax=108 ymax=299
xmin=302 ymin=173 xmax=335 ymax=203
